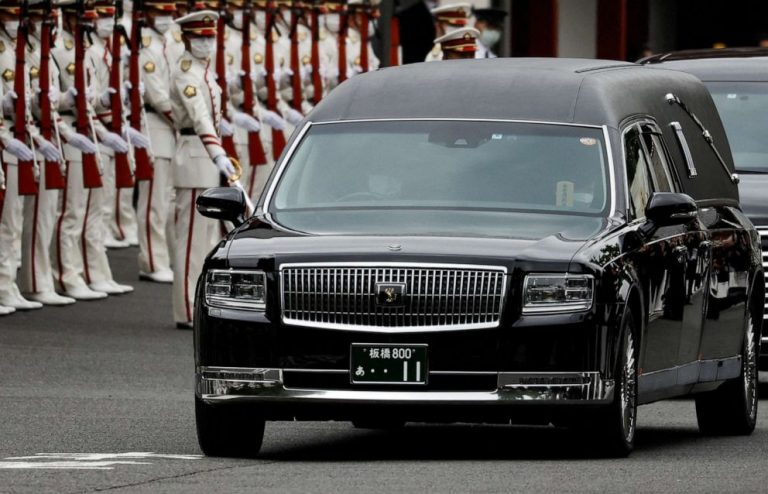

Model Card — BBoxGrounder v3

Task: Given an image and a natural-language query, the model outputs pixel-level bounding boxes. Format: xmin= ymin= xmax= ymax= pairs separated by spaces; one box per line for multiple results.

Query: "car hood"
xmin=224 ymin=215 xmax=610 ymax=272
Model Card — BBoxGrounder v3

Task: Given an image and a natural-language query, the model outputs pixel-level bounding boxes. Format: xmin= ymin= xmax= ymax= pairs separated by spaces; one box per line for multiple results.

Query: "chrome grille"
xmin=758 ymin=227 xmax=768 ymax=321
xmin=280 ymin=263 xmax=507 ymax=332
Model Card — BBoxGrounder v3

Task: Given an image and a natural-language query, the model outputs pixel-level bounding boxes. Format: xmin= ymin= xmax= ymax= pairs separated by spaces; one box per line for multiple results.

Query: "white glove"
xmin=100 ymin=87 xmax=117 ymax=108
xmin=5 ymin=138 xmax=34 ymax=161
xmin=232 ymin=112 xmax=261 ymax=132
xmin=261 ymin=110 xmax=286 ymax=131
xmin=48 ymin=85 xmax=61 ymax=106
xmin=220 ymin=118 xmax=234 ymax=137
xmin=214 ymin=154 xmax=236 ymax=179
xmin=284 ymin=108 xmax=304 ymax=126
xmin=2 ymin=89 xmax=17 ymax=115
xmin=67 ymin=133 xmax=98 ymax=154
xmin=35 ymin=138 xmax=62 ymax=161
xmin=124 ymin=80 xmax=145 ymax=96
xmin=63 ymin=87 xmax=78 ymax=108
xmin=99 ymin=131 xmax=130 ymax=153
xmin=125 ymin=127 xmax=150 ymax=149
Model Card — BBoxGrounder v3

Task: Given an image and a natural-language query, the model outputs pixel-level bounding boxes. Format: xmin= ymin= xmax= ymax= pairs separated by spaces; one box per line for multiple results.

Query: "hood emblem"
xmin=376 ymin=282 xmax=406 ymax=308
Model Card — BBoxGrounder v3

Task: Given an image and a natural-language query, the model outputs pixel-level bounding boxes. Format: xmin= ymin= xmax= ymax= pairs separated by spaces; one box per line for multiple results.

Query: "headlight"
xmin=205 ymin=269 xmax=266 ymax=311
xmin=522 ymin=274 xmax=594 ymax=314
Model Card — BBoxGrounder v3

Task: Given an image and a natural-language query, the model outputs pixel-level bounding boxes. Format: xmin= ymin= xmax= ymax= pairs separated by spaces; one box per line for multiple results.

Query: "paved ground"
xmin=2 ymin=247 xmax=768 ymax=493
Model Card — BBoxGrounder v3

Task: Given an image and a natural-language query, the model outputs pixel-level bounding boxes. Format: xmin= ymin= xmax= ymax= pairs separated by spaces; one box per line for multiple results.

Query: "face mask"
xmin=190 ymin=37 xmax=215 ymax=59
xmin=153 ymin=15 xmax=173 ymax=34
xmin=232 ymin=11 xmax=244 ymax=30
xmin=95 ymin=17 xmax=115 ymax=38
xmin=254 ymin=10 xmax=266 ymax=31
xmin=479 ymin=28 xmax=501 ymax=47
xmin=325 ymin=13 xmax=339 ymax=34
xmin=3 ymin=21 xmax=18 ymax=39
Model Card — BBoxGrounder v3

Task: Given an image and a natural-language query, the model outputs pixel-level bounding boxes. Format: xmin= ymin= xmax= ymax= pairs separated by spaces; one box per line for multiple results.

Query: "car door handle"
xmin=673 ymin=245 xmax=688 ymax=264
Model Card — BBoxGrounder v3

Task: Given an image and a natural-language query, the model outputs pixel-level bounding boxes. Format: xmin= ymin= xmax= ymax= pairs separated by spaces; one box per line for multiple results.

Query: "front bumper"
xmin=197 ymin=367 xmax=614 ymax=417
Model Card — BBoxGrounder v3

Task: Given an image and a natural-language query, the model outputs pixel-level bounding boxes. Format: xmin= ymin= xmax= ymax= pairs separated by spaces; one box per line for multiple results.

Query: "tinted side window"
xmin=641 ymin=131 xmax=674 ymax=193
xmin=625 ymin=126 xmax=653 ymax=219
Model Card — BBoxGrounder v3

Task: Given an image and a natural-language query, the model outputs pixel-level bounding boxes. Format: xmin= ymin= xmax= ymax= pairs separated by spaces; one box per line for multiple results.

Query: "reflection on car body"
xmin=193 ymin=58 xmax=763 ymax=458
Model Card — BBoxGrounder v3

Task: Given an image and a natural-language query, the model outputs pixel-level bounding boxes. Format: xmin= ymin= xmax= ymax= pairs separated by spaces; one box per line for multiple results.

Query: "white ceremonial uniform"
xmin=170 ymin=52 xmax=224 ymax=325
xmin=88 ymin=33 xmax=127 ymax=285
xmin=165 ymin=24 xmax=186 ymax=65
xmin=137 ymin=26 xmax=176 ymax=280
xmin=50 ymin=30 xmax=108 ymax=298
xmin=0 ymin=30 xmax=40 ymax=310
xmin=474 ymin=41 xmax=496 ymax=59
xmin=18 ymin=32 xmax=75 ymax=304
xmin=344 ymin=26 xmax=379 ymax=76
xmin=425 ymin=43 xmax=442 ymax=62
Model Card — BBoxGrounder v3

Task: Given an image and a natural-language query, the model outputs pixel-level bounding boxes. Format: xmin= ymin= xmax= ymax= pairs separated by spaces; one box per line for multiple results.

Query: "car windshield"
xmin=706 ymin=82 xmax=768 ymax=172
xmin=268 ymin=120 xmax=609 ymax=239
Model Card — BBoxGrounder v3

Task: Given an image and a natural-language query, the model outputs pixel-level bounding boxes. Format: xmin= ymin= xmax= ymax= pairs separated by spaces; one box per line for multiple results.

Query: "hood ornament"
xmin=387 ymin=244 xmax=402 ymax=252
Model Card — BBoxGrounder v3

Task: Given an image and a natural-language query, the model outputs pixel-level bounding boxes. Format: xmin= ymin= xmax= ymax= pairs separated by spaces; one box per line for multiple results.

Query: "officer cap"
xmin=0 ymin=0 xmax=21 ymax=14
xmin=434 ymin=26 xmax=478 ymax=53
xmin=430 ymin=2 xmax=472 ymax=27
xmin=175 ymin=9 xmax=218 ymax=37
xmin=59 ymin=0 xmax=98 ymax=18
xmin=145 ymin=0 xmax=177 ymax=12
xmin=94 ymin=0 xmax=116 ymax=17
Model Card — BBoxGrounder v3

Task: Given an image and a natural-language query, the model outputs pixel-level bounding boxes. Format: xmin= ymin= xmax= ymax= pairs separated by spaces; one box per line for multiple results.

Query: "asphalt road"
xmin=2 ymin=247 xmax=768 ymax=493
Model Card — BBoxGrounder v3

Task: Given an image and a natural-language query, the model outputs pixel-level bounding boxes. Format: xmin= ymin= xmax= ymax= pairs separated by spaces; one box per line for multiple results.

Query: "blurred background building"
xmin=386 ymin=0 xmax=768 ymax=64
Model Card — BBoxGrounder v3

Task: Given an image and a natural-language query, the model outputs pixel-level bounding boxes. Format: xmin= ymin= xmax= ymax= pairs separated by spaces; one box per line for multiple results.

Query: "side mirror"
xmin=196 ymin=187 xmax=248 ymax=227
xmin=645 ymin=192 xmax=698 ymax=226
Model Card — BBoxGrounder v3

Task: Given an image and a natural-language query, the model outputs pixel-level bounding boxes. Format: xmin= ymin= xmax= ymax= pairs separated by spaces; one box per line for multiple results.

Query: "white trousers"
xmin=52 ymin=150 xmax=114 ymax=291
xmin=112 ymin=186 xmax=137 ymax=242
xmin=19 ymin=160 xmax=60 ymax=295
xmin=137 ymin=157 xmax=173 ymax=274
xmin=173 ymin=188 xmax=218 ymax=324
xmin=0 ymin=163 xmax=23 ymax=298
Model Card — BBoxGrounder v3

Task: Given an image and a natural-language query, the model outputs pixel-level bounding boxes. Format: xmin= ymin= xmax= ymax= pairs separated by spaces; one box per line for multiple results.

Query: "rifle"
xmin=357 ymin=1 xmax=369 ymax=73
xmin=75 ymin=0 xmax=102 ymax=188
xmin=309 ymin=0 xmax=322 ymax=104
xmin=288 ymin=0 xmax=302 ymax=111
xmin=111 ymin=0 xmax=135 ymax=188
xmin=38 ymin=0 xmax=66 ymax=190
xmin=128 ymin=0 xmax=153 ymax=180
xmin=337 ymin=1 xmax=348 ymax=84
xmin=240 ymin=0 xmax=268 ymax=176
xmin=264 ymin=1 xmax=286 ymax=158
xmin=15 ymin=1 xmax=38 ymax=195
xmin=215 ymin=0 xmax=238 ymax=159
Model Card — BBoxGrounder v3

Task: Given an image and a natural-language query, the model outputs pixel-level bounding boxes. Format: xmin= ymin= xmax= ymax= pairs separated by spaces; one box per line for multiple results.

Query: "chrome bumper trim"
xmin=197 ymin=367 xmax=614 ymax=404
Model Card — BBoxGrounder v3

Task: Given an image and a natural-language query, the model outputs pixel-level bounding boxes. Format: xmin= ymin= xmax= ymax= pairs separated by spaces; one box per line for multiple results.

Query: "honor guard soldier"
xmin=425 ymin=2 xmax=471 ymax=62
xmin=433 ymin=27 xmax=479 ymax=60
xmin=345 ymin=0 xmax=379 ymax=75
xmin=135 ymin=0 xmax=178 ymax=284
xmin=88 ymin=0 xmax=141 ymax=290
xmin=0 ymin=0 xmax=39 ymax=312
xmin=19 ymin=0 xmax=81 ymax=307
xmin=472 ymin=7 xmax=506 ymax=59
xmin=170 ymin=10 xmax=236 ymax=328
xmin=51 ymin=0 xmax=117 ymax=300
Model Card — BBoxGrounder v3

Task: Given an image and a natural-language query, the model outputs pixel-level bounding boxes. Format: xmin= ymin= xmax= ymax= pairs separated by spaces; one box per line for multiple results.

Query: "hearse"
xmin=193 ymin=58 xmax=763 ymax=457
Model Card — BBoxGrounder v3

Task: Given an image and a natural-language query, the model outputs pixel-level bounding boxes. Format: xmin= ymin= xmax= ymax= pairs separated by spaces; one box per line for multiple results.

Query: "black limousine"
xmin=640 ymin=48 xmax=768 ymax=368
xmin=193 ymin=59 xmax=763 ymax=457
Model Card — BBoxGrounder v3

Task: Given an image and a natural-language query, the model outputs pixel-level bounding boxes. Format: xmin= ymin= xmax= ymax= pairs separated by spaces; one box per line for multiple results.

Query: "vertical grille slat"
xmin=281 ymin=264 xmax=506 ymax=330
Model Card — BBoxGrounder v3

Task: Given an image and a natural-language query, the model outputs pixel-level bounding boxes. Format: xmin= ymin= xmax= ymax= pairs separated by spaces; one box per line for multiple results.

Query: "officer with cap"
xmin=473 ymin=7 xmax=506 ymax=58
xmin=432 ymin=26 xmax=479 ymax=60
xmin=170 ymin=9 xmax=236 ymax=328
xmin=346 ymin=0 xmax=379 ymax=75
xmin=425 ymin=2 xmax=471 ymax=62
xmin=135 ymin=0 xmax=178 ymax=284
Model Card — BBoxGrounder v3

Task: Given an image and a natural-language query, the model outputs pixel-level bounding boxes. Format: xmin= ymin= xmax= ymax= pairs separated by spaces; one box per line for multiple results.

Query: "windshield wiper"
xmin=735 ymin=167 xmax=768 ymax=174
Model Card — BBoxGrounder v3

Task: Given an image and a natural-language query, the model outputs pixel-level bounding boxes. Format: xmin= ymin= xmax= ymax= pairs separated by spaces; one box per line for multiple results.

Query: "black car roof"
xmin=310 ymin=58 xmax=712 ymax=128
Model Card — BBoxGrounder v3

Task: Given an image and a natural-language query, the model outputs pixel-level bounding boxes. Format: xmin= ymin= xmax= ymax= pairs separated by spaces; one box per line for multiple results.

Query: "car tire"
xmin=695 ymin=310 xmax=758 ymax=436
xmin=592 ymin=310 xmax=638 ymax=457
xmin=195 ymin=396 xmax=265 ymax=457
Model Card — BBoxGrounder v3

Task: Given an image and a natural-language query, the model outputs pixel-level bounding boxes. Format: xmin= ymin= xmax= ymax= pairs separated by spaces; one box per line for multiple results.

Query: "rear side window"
xmin=641 ymin=131 xmax=675 ymax=193
xmin=625 ymin=127 xmax=653 ymax=219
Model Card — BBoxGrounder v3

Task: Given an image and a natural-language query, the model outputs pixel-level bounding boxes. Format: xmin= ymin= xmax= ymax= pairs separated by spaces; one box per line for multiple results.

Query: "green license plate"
xmin=350 ymin=344 xmax=428 ymax=385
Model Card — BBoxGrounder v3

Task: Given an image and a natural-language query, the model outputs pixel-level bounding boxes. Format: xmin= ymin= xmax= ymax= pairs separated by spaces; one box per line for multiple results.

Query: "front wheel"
xmin=695 ymin=311 xmax=758 ymax=435
xmin=589 ymin=311 xmax=638 ymax=457
xmin=195 ymin=396 xmax=265 ymax=457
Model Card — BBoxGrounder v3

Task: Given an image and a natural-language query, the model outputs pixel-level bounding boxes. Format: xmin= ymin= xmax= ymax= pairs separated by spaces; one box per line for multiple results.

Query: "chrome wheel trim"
xmin=620 ymin=331 xmax=637 ymax=443
xmin=743 ymin=313 xmax=758 ymax=422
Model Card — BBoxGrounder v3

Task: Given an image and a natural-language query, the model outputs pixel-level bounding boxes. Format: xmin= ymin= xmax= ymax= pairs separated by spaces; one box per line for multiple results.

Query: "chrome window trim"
xmin=278 ymin=262 xmax=508 ymax=333
xmin=263 ymin=118 xmax=616 ymax=219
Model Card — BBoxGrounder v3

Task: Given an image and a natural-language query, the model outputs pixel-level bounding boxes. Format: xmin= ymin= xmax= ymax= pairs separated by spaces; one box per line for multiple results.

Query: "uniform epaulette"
xmin=142 ymin=36 xmax=152 ymax=48
xmin=180 ymin=59 xmax=192 ymax=72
